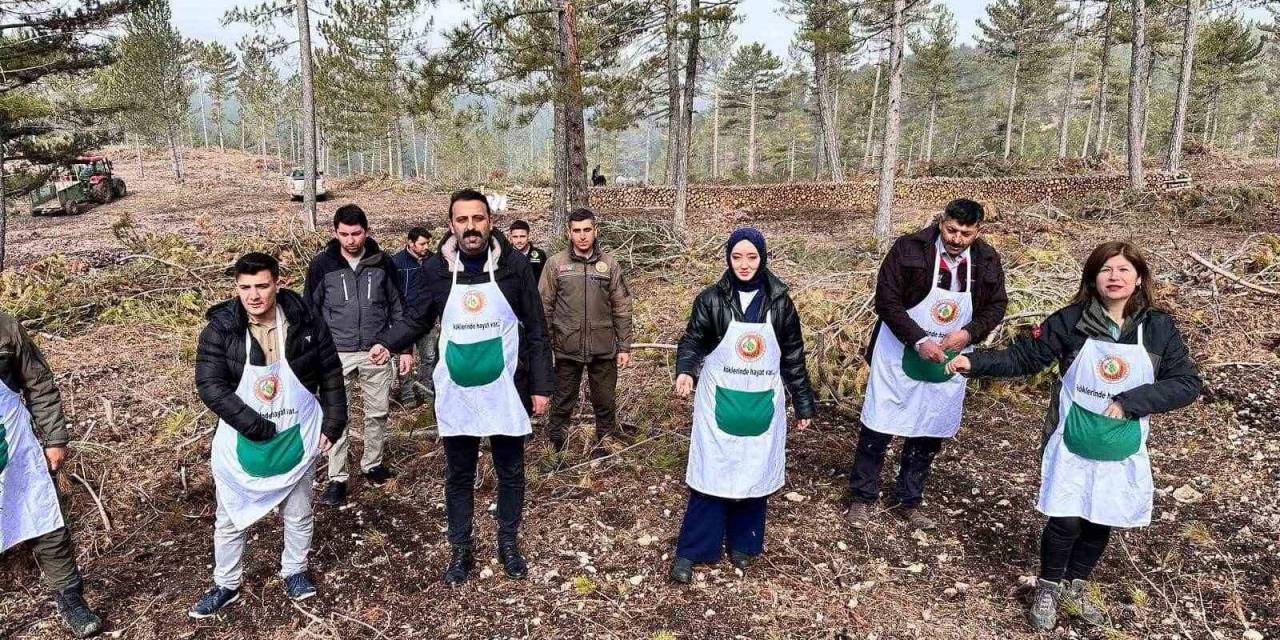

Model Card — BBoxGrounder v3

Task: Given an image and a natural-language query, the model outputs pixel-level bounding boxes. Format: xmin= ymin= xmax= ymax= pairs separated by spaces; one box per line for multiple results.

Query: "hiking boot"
xmin=1028 ymin=578 xmax=1062 ymax=631
xmin=283 ymin=573 xmax=317 ymax=601
xmin=498 ymin=541 xmax=528 ymax=579
xmin=317 ymin=481 xmax=347 ymax=506
xmin=845 ymin=502 xmax=872 ymax=529
xmin=896 ymin=504 xmax=937 ymax=531
xmin=669 ymin=557 xmax=694 ymax=584
xmin=1061 ymin=579 xmax=1107 ymax=626
xmin=443 ymin=546 xmax=473 ymax=585
xmin=53 ymin=588 xmax=101 ymax=638
xmin=398 ymin=389 xmax=422 ymax=410
xmin=363 ymin=465 xmax=396 ymax=485
xmin=729 ymin=550 xmax=753 ymax=572
xmin=188 ymin=585 xmax=240 ymax=619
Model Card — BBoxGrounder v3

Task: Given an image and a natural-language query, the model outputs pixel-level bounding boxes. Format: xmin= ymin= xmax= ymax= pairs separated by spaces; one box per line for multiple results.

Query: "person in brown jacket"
xmin=0 ymin=312 xmax=102 ymax=637
xmin=539 ymin=208 xmax=634 ymax=456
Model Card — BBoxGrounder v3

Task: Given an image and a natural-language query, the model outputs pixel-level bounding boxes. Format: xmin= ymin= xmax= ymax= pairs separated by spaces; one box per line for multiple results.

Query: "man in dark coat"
xmin=849 ymin=198 xmax=1008 ymax=531
xmin=390 ymin=226 xmax=437 ymax=406
xmin=369 ymin=189 xmax=554 ymax=586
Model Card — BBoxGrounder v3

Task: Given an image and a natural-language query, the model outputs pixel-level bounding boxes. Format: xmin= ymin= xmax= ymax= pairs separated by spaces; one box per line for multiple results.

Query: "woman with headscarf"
xmin=668 ymin=227 xmax=817 ymax=583
xmin=947 ymin=241 xmax=1201 ymax=630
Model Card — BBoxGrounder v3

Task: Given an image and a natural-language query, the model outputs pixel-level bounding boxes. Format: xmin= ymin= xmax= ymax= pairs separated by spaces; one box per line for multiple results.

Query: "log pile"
xmin=505 ymin=173 xmax=1190 ymax=213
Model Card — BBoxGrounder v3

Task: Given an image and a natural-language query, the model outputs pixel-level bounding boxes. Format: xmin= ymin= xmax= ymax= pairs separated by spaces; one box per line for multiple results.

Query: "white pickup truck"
xmin=287 ymin=167 xmax=327 ymax=201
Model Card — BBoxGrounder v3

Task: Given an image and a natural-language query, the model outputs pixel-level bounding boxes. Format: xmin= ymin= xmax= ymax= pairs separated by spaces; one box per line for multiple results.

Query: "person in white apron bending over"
xmin=668 ymin=228 xmax=816 ymax=584
xmin=370 ymin=189 xmax=555 ymax=585
xmin=849 ymin=199 xmax=1008 ymax=531
xmin=0 ymin=311 xmax=102 ymax=637
xmin=949 ymin=241 xmax=1201 ymax=631
xmin=190 ymin=253 xmax=348 ymax=617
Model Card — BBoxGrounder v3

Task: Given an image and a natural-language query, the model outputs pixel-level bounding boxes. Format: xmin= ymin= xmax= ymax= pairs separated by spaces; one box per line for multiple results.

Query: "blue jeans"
xmin=675 ymin=489 xmax=767 ymax=562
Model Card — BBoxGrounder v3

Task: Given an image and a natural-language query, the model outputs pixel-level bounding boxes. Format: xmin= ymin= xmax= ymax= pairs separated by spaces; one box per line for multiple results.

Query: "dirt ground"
xmin=1 ymin=147 xmax=1278 ymax=639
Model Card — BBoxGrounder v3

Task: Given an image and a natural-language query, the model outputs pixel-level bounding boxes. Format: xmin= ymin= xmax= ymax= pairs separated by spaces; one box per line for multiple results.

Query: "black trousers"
xmin=442 ymin=435 xmax=525 ymax=548
xmin=1039 ymin=516 xmax=1112 ymax=582
xmin=848 ymin=423 xmax=945 ymax=507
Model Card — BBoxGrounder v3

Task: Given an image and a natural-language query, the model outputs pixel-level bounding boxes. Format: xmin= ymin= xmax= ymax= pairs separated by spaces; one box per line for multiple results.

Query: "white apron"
xmin=0 ymin=380 xmax=64 ymax=553
xmin=861 ymin=246 xmax=974 ymax=438
xmin=211 ymin=317 xmax=324 ymax=530
xmin=433 ymin=251 xmax=531 ymax=438
xmin=1038 ymin=324 xmax=1155 ymax=528
xmin=686 ymin=314 xmax=788 ymax=499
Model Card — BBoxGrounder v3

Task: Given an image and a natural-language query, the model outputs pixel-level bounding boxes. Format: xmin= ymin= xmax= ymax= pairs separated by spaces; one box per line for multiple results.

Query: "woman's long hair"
xmin=1069 ymin=241 xmax=1156 ymax=317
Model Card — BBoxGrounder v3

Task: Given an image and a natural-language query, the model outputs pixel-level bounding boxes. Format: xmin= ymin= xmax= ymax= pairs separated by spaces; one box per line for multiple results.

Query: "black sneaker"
xmin=443 ymin=546 xmax=473 ymax=585
xmin=669 ymin=556 xmax=694 ymax=584
xmin=53 ymin=588 xmax=102 ymax=638
xmin=283 ymin=573 xmax=317 ymax=601
xmin=498 ymin=541 xmax=528 ymax=579
xmin=188 ymin=586 xmax=240 ymax=619
xmin=729 ymin=550 xmax=753 ymax=571
xmin=363 ymin=465 xmax=396 ymax=485
xmin=317 ymin=481 xmax=347 ymax=506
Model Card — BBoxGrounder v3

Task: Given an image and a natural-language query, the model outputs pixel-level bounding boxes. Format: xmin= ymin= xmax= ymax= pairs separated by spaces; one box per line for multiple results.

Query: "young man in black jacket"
xmin=369 ymin=189 xmax=554 ymax=585
xmin=390 ymin=226 xmax=438 ymax=407
xmin=304 ymin=205 xmax=410 ymax=506
xmin=191 ymin=253 xmax=347 ymax=617
xmin=849 ymin=199 xmax=1008 ymax=531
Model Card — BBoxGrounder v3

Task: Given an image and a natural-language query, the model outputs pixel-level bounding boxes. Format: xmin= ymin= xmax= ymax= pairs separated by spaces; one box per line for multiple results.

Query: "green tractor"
xmin=28 ymin=155 xmax=127 ymax=216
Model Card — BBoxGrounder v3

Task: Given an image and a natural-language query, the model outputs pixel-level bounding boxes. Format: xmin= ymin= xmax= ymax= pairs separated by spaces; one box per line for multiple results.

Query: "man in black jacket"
xmin=191 ymin=252 xmax=347 ymax=617
xmin=391 ymin=226 xmax=437 ymax=407
xmin=849 ymin=199 xmax=1008 ymax=531
xmin=507 ymin=219 xmax=547 ymax=283
xmin=304 ymin=205 xmax=410 ymax=506
xmin=370 ymin=189 xmax=554 ymax=585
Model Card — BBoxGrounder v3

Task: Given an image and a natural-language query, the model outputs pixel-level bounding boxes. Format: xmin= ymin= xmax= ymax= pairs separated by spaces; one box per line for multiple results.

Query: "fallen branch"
xmin=1188 ymin=251 xmax=1280 ymax=295
xmin=630 ymin=342 xmax=677 ymax=350
xmin=119 ymin=254 xmax=208 ymax=284
xmin=69 ymin=472 xmax=112 ymax=532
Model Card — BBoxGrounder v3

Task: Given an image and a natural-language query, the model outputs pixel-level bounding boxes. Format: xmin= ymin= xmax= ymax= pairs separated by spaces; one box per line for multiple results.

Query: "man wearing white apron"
xmin=849 ymin=199 xmax=1007 ymax=530
xmin=0 ymin=311 xmax=102 ymax=637
xmin=371 ymin=189 xmax=554 ymax=585
xmin=191 ymin=253 xmax=347 ymax=617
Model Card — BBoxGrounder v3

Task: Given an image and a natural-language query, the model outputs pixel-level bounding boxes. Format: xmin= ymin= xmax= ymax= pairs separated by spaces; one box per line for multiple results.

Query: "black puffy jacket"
xmin=675 ymin=270 xmax=817 ymax=420
xmin=375 ymin=229 xmax=556 ymax=403
xmin=968 ymin=300 xmax=1201 ymax=441
xmin=196 ymin=289 xmax=348 ymax=442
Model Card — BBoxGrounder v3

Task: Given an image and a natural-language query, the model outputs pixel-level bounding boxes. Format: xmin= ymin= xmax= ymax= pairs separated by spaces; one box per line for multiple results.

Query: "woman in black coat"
xmin=668 ymin=227 xmax=816 ymax=583
xmin=949 ymin=241 xmax=1201 ymax=630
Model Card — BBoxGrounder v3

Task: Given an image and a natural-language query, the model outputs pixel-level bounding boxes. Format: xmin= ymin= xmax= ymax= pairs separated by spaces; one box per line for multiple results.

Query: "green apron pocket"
xmin=1063 ymin=402 xmax=1141 ymax=461
xmin=902 ymin=348 xmax=958 ymax=383
xmin=714 ymin=387 xmax=775 ymax=437
xmin=446 ymin=337 xmax=505 ymax=388
xmin=0 ymin=423 xmax=9 ymax=474
xmin=237 ymin=423 xmax=304 ymax=478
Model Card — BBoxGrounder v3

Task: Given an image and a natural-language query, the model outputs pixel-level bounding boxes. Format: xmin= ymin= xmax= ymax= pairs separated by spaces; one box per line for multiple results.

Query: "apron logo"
xmin=255 ymin=374 xmax=280 ymax=402
xmin=595 ymin=261 xmax=610 ymax=274
xmin=736 ymin=333 xmax=766 ymax=361
xmin=931 ymin=300 xmax=959 ymax=325
xmin=462 ymin=290 xmax=486 ymax=314
xmin=1097 ymin=355 xmax=1130 ymax=383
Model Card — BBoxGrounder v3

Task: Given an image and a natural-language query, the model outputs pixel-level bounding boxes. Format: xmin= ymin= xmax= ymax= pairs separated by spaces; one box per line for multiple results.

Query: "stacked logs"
xmin=503 ymin=173 xmax=1189 ymax=213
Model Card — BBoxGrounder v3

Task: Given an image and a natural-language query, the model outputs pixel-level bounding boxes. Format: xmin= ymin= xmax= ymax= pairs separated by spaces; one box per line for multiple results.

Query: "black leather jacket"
xmin=675 ymin=270 xmax=817 ymax=419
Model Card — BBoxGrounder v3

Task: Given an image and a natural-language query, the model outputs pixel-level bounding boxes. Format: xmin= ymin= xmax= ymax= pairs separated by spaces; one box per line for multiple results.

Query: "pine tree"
xmin=908 ymin=4 xmax=957 ymax=163
xmin=786 ymin=0 xmax=855 ymax=180
xmin=977 ymin=0 xmax=1070 ymax=160
xmin=719 ymin=43 xmax=785 ymax=179
xmin=192 ymin=41 xmax=237 ymax=151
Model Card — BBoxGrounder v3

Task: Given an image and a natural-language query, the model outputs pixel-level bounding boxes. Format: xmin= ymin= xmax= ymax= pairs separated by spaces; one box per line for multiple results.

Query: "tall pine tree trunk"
xmin=925 ymin=93 xmax=938 ymax=161
xmin=873 ymin=0 xmax=905 ymax=247
xmin=134 ymin=133 xmax=144 ymax=177
xmin=813 ymin=39 xmax=844 ymax=181
xmin=167 ymin=125 xmax=183 ymax=182
xmin=1127 ymin=0 xmax=1147 ymax=190
xmin=556 ymin=0 xmax=588 ymax=225
xmin=1090 ymin=0 xmax=1115 ymax=158
xmin=711 ymin=89 xmax=720 ymax=180
xmin=672 ymin=0 xmax=698 ymax=236
xmin=747 ymin=83 xmax=757 ymax=179
xmin=198 ymin=85 xmax=210 ymax=147
xmin=1058 ymin=0 xmax=1086 ymax=158
xmin=664 ymin=0 xmax=680 ymax=185
xmin=1002 ymin=55 xmax=1021 ymax=159
xmin=295 ymin=0 xmax=319 ymax=229
xmin=862 ymin=54 xmax=882 ymax=169
xmin=1166 ymin=0 xmax=1197 ymax=172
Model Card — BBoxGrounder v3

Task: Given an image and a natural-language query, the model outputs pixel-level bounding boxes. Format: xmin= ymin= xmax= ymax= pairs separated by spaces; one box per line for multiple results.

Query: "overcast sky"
xmin=172 ymin=0 xmax=993 ymax=58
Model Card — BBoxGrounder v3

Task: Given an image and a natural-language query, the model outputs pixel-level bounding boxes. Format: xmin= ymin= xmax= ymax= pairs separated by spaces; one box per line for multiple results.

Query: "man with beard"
xmin=304 ymin=205 xmax=412 ymax=506
xmin=848 ymin=199 xmax=1007 ymax=530
xmin=369 ymin=189 xmax=554 ymax=584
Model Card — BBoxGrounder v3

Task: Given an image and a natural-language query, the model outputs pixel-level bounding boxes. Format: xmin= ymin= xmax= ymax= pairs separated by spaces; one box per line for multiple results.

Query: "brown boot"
xmin=896 ymin=504 xmax=937 ymax=531
xmin=845 ymin=502 xmax=872 ymax=529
